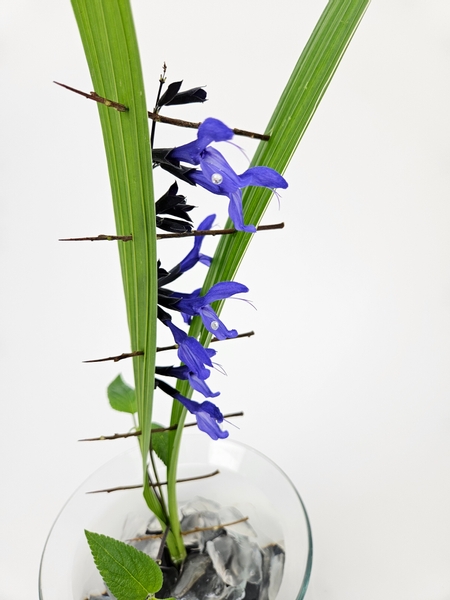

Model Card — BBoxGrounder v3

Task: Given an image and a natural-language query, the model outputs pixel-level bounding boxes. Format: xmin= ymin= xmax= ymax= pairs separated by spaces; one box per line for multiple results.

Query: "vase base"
xmin=87 ymin=496 xmax=285 ymax=600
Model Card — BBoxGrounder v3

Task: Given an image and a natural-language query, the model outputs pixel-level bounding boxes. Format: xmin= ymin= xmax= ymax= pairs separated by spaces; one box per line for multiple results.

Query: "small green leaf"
xmin=107 ymin=375 xmax=137 ymax=414
xmin=85 ymin=530 xmax=163 ymax=600
xmin=151 ymin=423 xmax=169 ymax=466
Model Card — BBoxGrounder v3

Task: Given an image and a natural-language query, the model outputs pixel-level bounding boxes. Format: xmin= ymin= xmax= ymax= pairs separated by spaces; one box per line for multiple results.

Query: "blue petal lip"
xmin=197 ymin=118 xmax=234 ymax=146
xmin=170 ymin=118 xmax=234 ymax=165
xmin=177 ymin=396 xmax=229 ymax=440
xmin=238 ymin=166 xmax=288 ymax=190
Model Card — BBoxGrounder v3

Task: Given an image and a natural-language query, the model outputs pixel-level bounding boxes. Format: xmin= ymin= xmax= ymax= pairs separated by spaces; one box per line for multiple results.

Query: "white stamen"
xmin=211 ymin=320 xmax=219 ymax=330
xmin=211 ymin=173 xmax=223 ymax=185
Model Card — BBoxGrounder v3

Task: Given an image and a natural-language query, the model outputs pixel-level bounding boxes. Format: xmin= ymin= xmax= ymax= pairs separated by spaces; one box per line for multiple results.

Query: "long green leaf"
xmin=70 ymin=0 xmax=174 ymax=546
xmin=167 ymin=0 xmax=371 ymax=535
xmin=204 ymin=0 xmax=371 ymax=338
xmin=173 ymin=0 xmax=371 ymax=401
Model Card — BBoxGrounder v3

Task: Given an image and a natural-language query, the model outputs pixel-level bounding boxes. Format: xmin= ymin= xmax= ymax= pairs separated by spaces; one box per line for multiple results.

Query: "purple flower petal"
xmin=228 ymin=190 xmax=256 ymax=233
xmin=174 ymin=281 xmax=248 ymax=339
xmin=238 ymin=166 xmax=288 ymax=190
xmin=170 ymin=118 xmax=234 ymax=165
xmin=165 ymin=320 xmax=215 ymax=380
xmin=178 ymin=214 xmax=215 ymax=273
xmin=198 ymin=305 xmax=238 ymax=340
xmin=157 ymin=365 xmax=220 ymax=398
xmin=188 ymin=372 xmax=220 ymax=398
xmin=178 ymin=397 xmax=229 ymax=440
xmin=169 ymin=118 xmax=288 ymax=233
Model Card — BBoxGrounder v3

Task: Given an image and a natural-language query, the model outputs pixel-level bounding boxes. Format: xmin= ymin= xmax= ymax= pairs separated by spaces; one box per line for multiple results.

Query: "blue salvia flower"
xmin=163 ymin=318 xmax=216 ymax=381
xmin=155 ymin=378 xmax=228 ymax=440
xmin=180 ymin=397 xmax=229 ymax=440
xmin=169 ymin=118 xmax=288 ymax=232
xmin=155 ymin=365 xmax=219 ymax=399
xmin=170 ymin=281 xmax=249 ymax=340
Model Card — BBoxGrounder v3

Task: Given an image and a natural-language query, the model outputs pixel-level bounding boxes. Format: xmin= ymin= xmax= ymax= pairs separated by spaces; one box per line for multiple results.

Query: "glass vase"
xmin=39 ymin=434 xmax=312 ymax=600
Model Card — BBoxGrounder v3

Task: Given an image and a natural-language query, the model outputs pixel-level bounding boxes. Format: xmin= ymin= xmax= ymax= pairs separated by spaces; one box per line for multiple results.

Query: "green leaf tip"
xmin=108 ymin=374 xmax=137 ymax=414
xmin=84 ymin=530 xmax=163 ymax=600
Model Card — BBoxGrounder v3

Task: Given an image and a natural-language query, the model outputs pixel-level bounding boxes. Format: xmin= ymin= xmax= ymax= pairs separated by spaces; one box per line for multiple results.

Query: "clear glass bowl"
xmin=39 ymin=434 xmax=312 ymax=600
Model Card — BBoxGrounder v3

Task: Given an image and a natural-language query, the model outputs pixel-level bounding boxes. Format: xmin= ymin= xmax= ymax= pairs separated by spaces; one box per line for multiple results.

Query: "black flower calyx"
xmin=158 ymin=81 xmax=207 ymax=109
xmin=155 ymin=182 xmax=195 ymax=233
xmin=152 ymin=148 xmax=197 ymax=185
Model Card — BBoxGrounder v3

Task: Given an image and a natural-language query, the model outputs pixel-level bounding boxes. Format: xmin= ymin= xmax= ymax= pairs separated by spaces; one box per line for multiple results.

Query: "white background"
xmin=2 ymin=0 xmax=450 ymax=598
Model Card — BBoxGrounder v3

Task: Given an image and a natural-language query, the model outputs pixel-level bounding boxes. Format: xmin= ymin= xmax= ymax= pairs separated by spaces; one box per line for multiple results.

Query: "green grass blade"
xmin=172 ymin=0 xmax=371 ymax=403
xmin=201 ymin=0 xmax=372 ymax=327
xmin=70 ymin=0 xmax=162 ymax=522
xmin=167 ymin=0 xmax=371 ymax=535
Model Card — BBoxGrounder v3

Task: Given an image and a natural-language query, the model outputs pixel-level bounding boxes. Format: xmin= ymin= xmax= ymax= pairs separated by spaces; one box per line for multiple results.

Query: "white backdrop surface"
xmin=1 ymin=1 xmax=450 ymax=599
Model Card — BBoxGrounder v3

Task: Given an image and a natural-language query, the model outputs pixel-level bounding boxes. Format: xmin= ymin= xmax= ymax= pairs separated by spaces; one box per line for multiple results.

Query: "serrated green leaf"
xmin=150 ymin=423 xmax=169 ymax=466
xmin=85 ymin=530 xmax=163 ymax=600
xmin=107 ymin=374 xmax=137 ymax=414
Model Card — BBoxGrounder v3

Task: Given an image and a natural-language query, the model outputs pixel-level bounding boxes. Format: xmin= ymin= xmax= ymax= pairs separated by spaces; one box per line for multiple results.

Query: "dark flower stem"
xmin=150 ymin=63 xmax=167 ymax=149
xmin=156 ymin=525 xmax=170 ymax=563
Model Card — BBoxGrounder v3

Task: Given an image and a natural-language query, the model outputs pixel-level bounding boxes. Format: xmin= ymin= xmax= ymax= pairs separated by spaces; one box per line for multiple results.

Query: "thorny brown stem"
xmin=79 ymin=412 xmax=244 ymax=442
xmin=54 ymin=81 xmax=128 ymax=112
xmin=156 ymin=330 xmax=254 ymax=353
xmin=54 ymin=81 xmax=269 ymax=140
xmin=158 ymin=222 xmax=284 ymax=239
xmin=81 ymin=332 xmax=254 ymax=363
xmin=147 ymin=111 xmax=270 ymax=140
xmin=59 ymin=223 xmax=284 ymax=243
xmin=83 ymin=351 xmax=144 ymax=364
xmin=59 ymin=234 xmax=133 ymax=242
xmin=87 ymin=469 xmax=220 ymax=494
